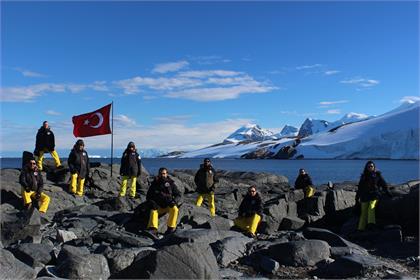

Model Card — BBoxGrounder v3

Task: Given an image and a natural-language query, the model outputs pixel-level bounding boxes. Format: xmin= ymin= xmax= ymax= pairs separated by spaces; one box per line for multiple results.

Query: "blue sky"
xmin=1 ymin=1 xmax=419 ymax=156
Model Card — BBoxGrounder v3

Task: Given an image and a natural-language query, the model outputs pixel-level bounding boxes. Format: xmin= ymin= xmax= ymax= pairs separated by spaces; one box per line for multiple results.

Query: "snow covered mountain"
xmin=178 ymin=101 xmax=419 ymax=159
xmin=223 ymin=123 xmax=277 ymax=143
xmin=297 ymin=118 xmax=330 ymax=138
xmin=275 ymin=125 xmax=299 ymax=138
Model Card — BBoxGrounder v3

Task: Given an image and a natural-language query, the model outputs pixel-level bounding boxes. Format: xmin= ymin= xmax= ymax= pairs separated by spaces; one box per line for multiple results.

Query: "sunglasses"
xmin=249 ymin=190 xmax=256 ymax=193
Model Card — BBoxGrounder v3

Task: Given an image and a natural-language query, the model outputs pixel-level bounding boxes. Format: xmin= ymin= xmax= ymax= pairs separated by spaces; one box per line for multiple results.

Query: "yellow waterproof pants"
xmin=305 ymin=186 xmax=315 ymax=198
xmin=234 ymin=213 xmax=261 ymax=235
xmin=36 ymin=149 xmax=61 ymax=170
xmin=358 ymin=199 xmax=378 ymax=230
xmin=21 ymin=188 xmax=50 ymax=213
xmin=147 ymin=206 xmax=179 ymax=230
xmin=119 ymin=176 xmax=137 ymax=198
xmin=70 ymin=173 xmax=85 ymax=196
xmin=196 ymin=193 xmax=216 ymax=216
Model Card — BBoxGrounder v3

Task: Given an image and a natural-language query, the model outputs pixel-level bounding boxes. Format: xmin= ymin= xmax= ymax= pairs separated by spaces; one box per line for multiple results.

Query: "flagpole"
xmin=111 ymin=101 xmax=114 ymax=177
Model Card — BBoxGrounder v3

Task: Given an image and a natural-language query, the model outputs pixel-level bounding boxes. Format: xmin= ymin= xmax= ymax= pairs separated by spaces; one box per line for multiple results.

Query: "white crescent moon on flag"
xmin=90 ymin=112 xmax=104 ymax=128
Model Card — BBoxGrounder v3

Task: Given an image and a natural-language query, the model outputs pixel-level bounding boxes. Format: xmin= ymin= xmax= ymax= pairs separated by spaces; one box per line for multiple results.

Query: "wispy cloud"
xmin=114 ymin=114 xmax=136 ymax=127
xmin=400 ymin=96 xmax=420 ymax=104
xmin=178 ymin=70 xmax=241 ymax=78
xmin=340 ymin=77 xmax=380 ymax=88
xmin=154 ymin=115 xmax=193 ymax=123
xmin=324 ymin=70 xmax=340 ymax=75
xmin=319 ymin=100 xmax=349 ymax=106
xmin=326 ymin=109 xmax=341 ymax=114
xmin=296 ymin=64 xmax=323 ymax=70
xmin=152 ymin=60 xmax=189 ymax=74
xmin=188 ymin=55 xmax=230 ymax=65
xmin=45 ymin=110 xmax=61 ymax=116
xmin=14 ymin=67 xmax=48 ymax=78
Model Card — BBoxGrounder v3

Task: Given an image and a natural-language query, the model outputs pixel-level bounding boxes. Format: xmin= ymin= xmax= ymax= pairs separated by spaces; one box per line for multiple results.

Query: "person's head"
xmin=75 ymin=139 xmax=85 ymax=151
xmin=248 ymin=185 xmax=257 ymax=197
xmin=299 ymin=168 xmax=306 ymax=176
xmin=27 ymin=158 xmax=37 ymax=171
xmin=158 ymin=167 xmax=168 ymax=179
xmin=203 ymin=158 xmax=211 ymax=167
xmin=364 ymin=161 xmax=376 ymax=173
xmin=127 ymin=141 xmax=136 ymax=151
xmin=43 ymin=121 xmax=49 ymax=129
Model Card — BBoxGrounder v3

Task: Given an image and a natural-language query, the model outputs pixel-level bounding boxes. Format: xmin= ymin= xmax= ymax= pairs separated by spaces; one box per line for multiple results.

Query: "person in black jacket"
xmin=234 ymin=185 xmax=263 ymax=238
xmin=194 ymin=158 xmax=218 ymax=216
xmin=294 ymin=168 xmax=315 ymax=198
xmin=34 ymin=121 xmax=62 ymax=171
xmin=19 ymin=155 xmax=50 ymax=213
xmin=68 ymin=139 xmax=90 ymax=196
xmin=146 ymin=167 xmax=181 ymax=235
xmin=356 ymin=160 xmax=389 ymax=231
xmin=119 ymin=142 xmax=142 ymax=198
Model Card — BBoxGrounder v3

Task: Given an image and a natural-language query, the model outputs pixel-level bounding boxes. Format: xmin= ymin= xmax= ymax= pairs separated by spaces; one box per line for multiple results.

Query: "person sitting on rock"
xmin=146 ymin=167 xmax=181 ymax=236
xmin=294 ymin=168 xmax=315 ymax=198
xmin=234 ymin=185 xmax=263 ymax=238
xmin=194 ymin=158 xmax=219 ymax=216
xmin=356 ymin=160 xmax=390 ymax=231
xmin=68 ymin=139 xmax=90 ymax=197
xmin=119 ymin=142 xmax=142 ymax=199
xmin=19 ymin=155 xmax=50 ymax=213
xmin=34 ymin=121 xmax=62 ymax=171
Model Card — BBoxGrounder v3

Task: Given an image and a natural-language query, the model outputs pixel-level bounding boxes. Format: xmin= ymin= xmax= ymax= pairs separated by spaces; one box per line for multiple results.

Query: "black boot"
xmin=165 ymin=227 xmax=176 ymax=235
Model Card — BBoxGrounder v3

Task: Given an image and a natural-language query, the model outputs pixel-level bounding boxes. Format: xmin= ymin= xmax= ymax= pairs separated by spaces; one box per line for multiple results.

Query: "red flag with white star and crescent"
xmin=72 ymin=104 xmax=112 ymax=137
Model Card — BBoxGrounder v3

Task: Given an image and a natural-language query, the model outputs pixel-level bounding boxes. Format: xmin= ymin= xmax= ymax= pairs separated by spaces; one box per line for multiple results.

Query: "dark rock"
xmin=0 ymin=248 xmax=37 ymax=279
xmin=92 ymin=229 xmax=154 ymax=247
xmin=286 ymin=189 xmax=305 ymax=202
xmin=255 ymin=255 xmax=280 ymax=274
xmin=324 ymin=254 xmax=384 ymax=278
xmin=56 ymin=245 xmax=110 ymax=279
xmin=202 ymin=216 xmax=233 ymax=230
xmin=56 ymin=229 xmax=78 ymax=243
xmin=210 ymin=236 xmax=253 ymax=267
xmin=376 ymin=226 xmax=403 ymax=244
xmin=115 ymin=242 xmax=220 ymax=279
xmin=325 ymin=189 xmax=356 ymax=226
xmin=286 ymin=201 xmax=298 ymax=217
xmin=279 ymin=216 xmax=305 ymax=230
xmin=106 ymin=247 xmax=155 ymax=275
xmin=266 ymin=240 xmax=331 ymax=266
xmin=10 ymin=243 xmax=54 ymax=268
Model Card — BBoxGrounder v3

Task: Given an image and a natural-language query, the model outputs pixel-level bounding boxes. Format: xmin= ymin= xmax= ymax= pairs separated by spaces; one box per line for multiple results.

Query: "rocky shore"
xmin=1 ymin=161 xmax=419 ymax=279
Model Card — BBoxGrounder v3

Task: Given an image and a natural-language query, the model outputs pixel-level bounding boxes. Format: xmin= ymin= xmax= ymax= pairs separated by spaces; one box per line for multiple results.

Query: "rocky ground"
xmin=1 ymin=160 xmax=419 ymax=279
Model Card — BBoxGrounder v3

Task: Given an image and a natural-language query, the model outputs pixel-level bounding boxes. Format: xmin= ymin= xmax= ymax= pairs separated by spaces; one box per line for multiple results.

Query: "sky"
xmin=1 ymin=1 xmax=419 ymax=157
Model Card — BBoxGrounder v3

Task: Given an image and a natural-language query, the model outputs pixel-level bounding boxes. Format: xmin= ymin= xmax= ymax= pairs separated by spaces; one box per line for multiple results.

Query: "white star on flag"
xmin=83 ymin=119 xmax=90 ymax=125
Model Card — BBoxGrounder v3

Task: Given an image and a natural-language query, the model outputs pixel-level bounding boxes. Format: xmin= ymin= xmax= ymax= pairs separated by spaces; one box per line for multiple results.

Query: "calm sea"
xmin=1 ymin=158 xmax=419 ymax=185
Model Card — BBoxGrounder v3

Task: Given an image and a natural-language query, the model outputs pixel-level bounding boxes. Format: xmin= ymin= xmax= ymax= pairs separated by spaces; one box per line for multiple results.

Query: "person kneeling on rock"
xmin=146 ymin=167 xmax=181 ymax=236
xmin=234 ymin=185 xmax=263 ymax=238
xmin=294 ymin=168 xmax=315 ymax=198
xmin=194 ymin=158 xmax=218 ymax=216
xmin=68 ymin=139 xmax=90 ymax=197
xmin=19 ymin=155 xmax=50 ymax=213
xmin=119 ymin=141 xmax=142 ymax=199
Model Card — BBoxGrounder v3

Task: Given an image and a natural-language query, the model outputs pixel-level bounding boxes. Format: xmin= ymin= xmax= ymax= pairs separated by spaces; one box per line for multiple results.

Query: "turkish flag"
xmin=72 ymin=104 xmax=112 ymax=137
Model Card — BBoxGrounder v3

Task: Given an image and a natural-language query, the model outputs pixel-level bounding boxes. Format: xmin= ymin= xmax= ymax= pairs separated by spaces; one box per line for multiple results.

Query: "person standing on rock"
xmin=294 ymin=168 xmax=315 ymax=198
xmin=234 ymin=185 xmax=263 ymax=238
xmin=356 ymin=160 xmax=389 ymax=231
xmin=194 ymin=158 xmax=219 ymax=216
xmin=34 ymin=121 xmax=62 ymax=171
xmin=146 ymin=167 xmax=181 ymax=236
xmin=19 ymin=155 xmax=50 ymax=213
xmin=119 ymin=142 xmax=142 ymax=198
xmin=68 ymin=139 xmax=90 ymax=197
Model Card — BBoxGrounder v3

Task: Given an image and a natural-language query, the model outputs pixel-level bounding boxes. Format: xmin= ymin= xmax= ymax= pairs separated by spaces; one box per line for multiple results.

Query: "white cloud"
xmin=327 ymin=109 xmax=341 ymax=114
xmin=114 ymin=76 xmax=202 ymax=94
xmin=296 ymin=64 xmax=323 ymax=70
xmin=319 ymin=100 xmax=349 ymax=106
xmin=154 ymin=115 xmax=193 ymax=123
xmin=114 ymin=114 xmax=136 ymax=127
xmin=188 ymin=55 xmax=231 ymax=65
xmin=45 ymin=110 xmax=61 ymax=116
xmin=324 ymin=70 xmax=340 ymax=75
xmin=399 ymin=96 xmax=420 ymax=104
xmin=178 ymin=70 xmax=242 ymax=78
xmin=152 ymin=60 xmax=189 ymax=73
xmin=14 ymin=67 xmax=48 ymax=78
xmin=340 ymin=77 xmax=380 ymax=88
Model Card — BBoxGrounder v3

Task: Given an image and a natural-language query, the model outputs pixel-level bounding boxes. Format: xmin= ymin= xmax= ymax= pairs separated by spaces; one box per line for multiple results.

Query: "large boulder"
xmin=55 ymin=245 xmax=110 ymax=280
xmin=115 ymin=242 xmax=220 ymax=279
xmin=0 ymin=248 xmax=37 ymax=279
xmin=279 ymin=216 xmax=305 ymax=230
xmin=323 ymin=254 xmax=385 ymax=278
xmin=10 ymin=243 xmax=54 ymax=268
xmin=106 ymin=247 xmax=156 ymax=275
xmin=92 ymin=229 xmax=154 ymax=247
xmin=265 ymin=240 xmax=331 ymax=266
xmin=210 ymin=236 xmax=253 ymax=267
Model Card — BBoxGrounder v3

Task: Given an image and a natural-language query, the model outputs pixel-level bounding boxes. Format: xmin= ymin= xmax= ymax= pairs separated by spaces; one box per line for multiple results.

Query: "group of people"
xmin=19 ymin=121 xmax=390 ymax=237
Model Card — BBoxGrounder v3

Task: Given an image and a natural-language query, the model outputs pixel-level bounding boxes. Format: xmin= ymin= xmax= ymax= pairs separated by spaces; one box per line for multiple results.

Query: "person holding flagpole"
xmin=68 ymin=139 xmax=90 ymax=196
xmin=119 ymin=142 xmax=142 ymax=198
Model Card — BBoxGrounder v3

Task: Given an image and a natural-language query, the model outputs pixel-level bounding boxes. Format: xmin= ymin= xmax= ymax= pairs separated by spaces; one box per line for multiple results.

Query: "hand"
xmin=34 ymin=192 xmax=41 ymax=200
xmin=168 ymin=200 xmax=176 ymax=208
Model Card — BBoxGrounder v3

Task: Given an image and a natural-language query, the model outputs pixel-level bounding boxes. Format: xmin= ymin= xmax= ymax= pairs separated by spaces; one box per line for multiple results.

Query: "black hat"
xmin=204 ymin=158 xmax=211 ymax=162
xmin=76 ymin=139 xmax=85 ymax=146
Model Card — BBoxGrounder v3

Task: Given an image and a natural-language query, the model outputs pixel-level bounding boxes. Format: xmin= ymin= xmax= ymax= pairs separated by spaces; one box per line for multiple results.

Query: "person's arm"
xmin=238 ymin=197 xmax=247 ymax=216
xmin=213 ymin=168 xmax=219 ymax=183
xmin=171 ymin=180 xmax=182 ymax=206
xmin=34 ymin=131 xmax=41 ymax=155
xmin=19 ymin=171 xmax=30 ymax=190
xmin=68 ymin=151 xmax=76 ymax=174
xmin=120 ymin=152 xmax=125 ymax=175
xmin=146 ymin=179 xmax=158 ymax=209
xmin=307 ymin=175 xmax=313 ymax=187
xmin=137 ymin=154 xmax=142 ymax=177
xmin=36 ymin=173 xmax=44 ymax=196
xmin=194 ymin=170 xmax=200 ymax=187
xmin=377 ymin=172 xmax=391 ymax=196
xmin=85 ymin=151 xmax=90 ymax=176
xmin=294 ymin=177 xmax=299 ymax=189
xmin=50 ymin=131 xmax=55 ymax=150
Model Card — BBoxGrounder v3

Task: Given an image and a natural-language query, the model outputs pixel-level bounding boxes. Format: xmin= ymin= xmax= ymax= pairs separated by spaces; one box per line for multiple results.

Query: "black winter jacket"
xmin=294 ymin=174 xmax=313 ymax=190
xmin=238 ymin=193 xmax=263 ymax=217
xmin=68 ymin=148 xmax=90 ymax=179
xmin=194 ymin=164 xmax=218 ymax=194
xmin=357 ymin=171 xmax=388 ymax=202
xmin=120 ymin=150 xmax=141 ymax=177
xmin=34 ymin=127 xmax=55 ymax=154
xmin=19 ymin=167 xmax=44 ymax=194
xmin=146 ymin=176 xmax=181 ymax=209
